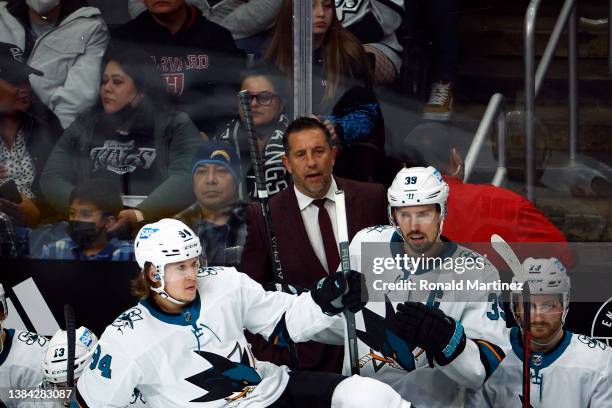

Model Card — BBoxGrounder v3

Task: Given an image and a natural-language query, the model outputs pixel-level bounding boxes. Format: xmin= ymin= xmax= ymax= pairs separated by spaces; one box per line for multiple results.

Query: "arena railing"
xmin=524 ymin=0 xmax=579 ymax=202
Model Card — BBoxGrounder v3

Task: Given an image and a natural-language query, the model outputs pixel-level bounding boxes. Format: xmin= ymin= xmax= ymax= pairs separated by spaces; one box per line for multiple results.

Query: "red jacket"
xmin=442 ymin=176 xmax=573 ymax=270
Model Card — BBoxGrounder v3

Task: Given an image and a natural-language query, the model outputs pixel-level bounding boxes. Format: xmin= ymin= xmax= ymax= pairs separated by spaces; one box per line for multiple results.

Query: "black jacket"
xmin=112 ymin=6 xmax=245 ymax=135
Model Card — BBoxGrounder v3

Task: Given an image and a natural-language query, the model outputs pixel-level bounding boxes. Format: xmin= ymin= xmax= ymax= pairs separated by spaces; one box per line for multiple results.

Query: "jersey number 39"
xmin=90 ymin=345 xmax=113 ymax=379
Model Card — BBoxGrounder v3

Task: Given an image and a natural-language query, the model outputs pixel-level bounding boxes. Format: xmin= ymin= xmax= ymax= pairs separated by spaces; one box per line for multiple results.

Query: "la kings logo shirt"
xmin=90 ymin=140 xmax=156 ymax=175
xmin=88 ymin=127 xmax=161 ymax=196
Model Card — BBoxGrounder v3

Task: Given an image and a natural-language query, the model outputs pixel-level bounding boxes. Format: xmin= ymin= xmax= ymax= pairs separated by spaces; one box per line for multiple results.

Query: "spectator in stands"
xmin=0 ymin=210 xmax=17 ymax=258
xmin=267 ymin=0 xmax=373 ymax=114
xmin=175 ymin=141 xmax=247 ymax=267
xmin=336 ymin=0 xmax=405 ymax=84
xmin=1 ymin=0 xmax=109 ymax=129
xmin=41 ymin=180 xmax=134 ymax=261
xmin=113 ymin=0 xmax=245 ymax=137
xmin=266 ymin=0 xmax=387 ymax=183
xmin=214 ymin=64 xmax=290 ymax=200
xmin=0 ymin=43 xmax=63 ymax=227
xmin=40 ymin=45 xmax=202 ymax=231
xmin=128 ymin=0 xmax=282 ymax=59
xmin=422 ymin=0 xmax=459 ymax=122
xmin=241 ymin=117 xmax=387 ymax=372
xmin=403 ymin=122 xmax=573 ymax=269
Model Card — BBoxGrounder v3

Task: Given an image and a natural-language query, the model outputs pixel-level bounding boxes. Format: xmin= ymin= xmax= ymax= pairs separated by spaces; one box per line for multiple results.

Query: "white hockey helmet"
xmin=387 ymin=166 xmax=449 ymax=239
xmin=42 ymin=326 xmax=98 ymax=384
xmin=511 ymin=257 xmax=571 ymax=325
xmin=134 ymin=218 xmax=205 ymax=305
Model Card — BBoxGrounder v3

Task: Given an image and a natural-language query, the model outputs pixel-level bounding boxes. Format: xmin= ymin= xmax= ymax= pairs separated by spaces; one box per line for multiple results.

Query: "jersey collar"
xmin=390 ymin=232 xmax=458 ymax=275
xmin=0 ymin=329 xmax=15 ymax=367
xmin=510 ymin=326 xmax=573 ymax=370
xmin=140 ymin=292 xmax=202 ymax=326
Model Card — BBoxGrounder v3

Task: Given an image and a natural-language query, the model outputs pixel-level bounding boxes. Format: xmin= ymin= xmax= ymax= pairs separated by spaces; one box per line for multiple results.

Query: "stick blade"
xmin=490 ymin=234 xmax=524 ymax=278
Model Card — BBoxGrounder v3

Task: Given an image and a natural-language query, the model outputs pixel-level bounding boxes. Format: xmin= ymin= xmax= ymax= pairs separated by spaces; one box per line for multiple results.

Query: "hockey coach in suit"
xmin=241 ymin=117 xmax=388 ymax=373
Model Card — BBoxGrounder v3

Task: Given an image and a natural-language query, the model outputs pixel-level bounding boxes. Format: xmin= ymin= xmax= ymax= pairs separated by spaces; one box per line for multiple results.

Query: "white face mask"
xmin=26 ymin=0 xmax=60 ymax=16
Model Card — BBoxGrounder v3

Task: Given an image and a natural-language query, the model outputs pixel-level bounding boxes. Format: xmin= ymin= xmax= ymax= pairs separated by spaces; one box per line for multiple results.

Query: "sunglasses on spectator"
xmin=242 ymin=91 xmax=279 ymax=106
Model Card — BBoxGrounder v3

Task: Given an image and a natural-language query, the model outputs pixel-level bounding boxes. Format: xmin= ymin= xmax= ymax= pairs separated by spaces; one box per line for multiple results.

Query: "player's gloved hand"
xmin=394 ymin=302 xmax=466 ymax=366
xmin=311 ymin=270 xmax=367 ymax=315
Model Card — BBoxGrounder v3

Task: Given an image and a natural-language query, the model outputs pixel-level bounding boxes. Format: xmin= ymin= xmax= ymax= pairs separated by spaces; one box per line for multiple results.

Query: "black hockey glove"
xmin=394 ymin=302 xmax=466 ymax=366
xmin=311 ymin=270 xmax=367 ymax=315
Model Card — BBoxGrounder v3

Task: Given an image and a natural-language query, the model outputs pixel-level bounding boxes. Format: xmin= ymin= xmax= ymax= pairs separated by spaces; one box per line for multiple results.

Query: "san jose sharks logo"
xmin=356 ymin=295 xmax=416 ymax=372
xmin=112 ymin=307 xmax=144 ymax=334
xmin=130 ymin=388 xmax=146 ymax=405
xmin=17 ymin=331 xmax=47 ymax=347
xmin=186 ymin=347 xmax=262 ymax=403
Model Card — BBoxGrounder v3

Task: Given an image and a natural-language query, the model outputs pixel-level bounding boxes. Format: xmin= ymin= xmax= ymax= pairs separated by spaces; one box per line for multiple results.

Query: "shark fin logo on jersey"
xmin=186 ymin=349 xmax=262 ymax=403
xmin=17 ymin=331 xmax=48 ymax=347
xmin=365 ymin=225 xmax=391 ymax=234
xmin=591 ymin=296 xmax=612 ymax=347
xmin=112 ymin=307 xmax=144 ymax=334
xmin=356 ymin=295 xmax=416 ymax=372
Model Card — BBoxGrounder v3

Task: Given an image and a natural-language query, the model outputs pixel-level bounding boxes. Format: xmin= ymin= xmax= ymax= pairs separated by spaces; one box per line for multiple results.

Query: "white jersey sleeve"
xmin=0 ymin=329 xmax=49 ymax=408
xmin=238 ymin=271 xmax=344 ymax=345
xmin=76 ymin=332 xmax=145 ymax=408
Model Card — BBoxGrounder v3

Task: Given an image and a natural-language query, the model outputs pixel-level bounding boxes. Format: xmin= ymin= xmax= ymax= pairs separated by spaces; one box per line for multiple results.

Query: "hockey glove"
xmin=394 ymin=302 xmax=466 ymax=366
xmin=311 ymin=270 xmax=367 ymax=315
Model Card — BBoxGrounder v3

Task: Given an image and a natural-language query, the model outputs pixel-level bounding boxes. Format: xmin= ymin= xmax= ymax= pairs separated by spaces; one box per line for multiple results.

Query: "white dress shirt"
xmin=293 ymin=179 xmax=340 ymax=274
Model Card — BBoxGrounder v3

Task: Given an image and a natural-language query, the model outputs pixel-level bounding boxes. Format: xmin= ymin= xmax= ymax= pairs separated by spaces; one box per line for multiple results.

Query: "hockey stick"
xmin=239 ymin=90 xmax=300 ymax=369
xmin=490 ymin=234 xmax=525 ymax=278
xmin=521 ymin=281 xmax=531 ymax=408
xmin=491 ymin=234 xmax=531 ymax=406
xmin=64 ymin=304 xmax=76 ymax=390
xmin=335 ymin=190 xmax=359 ymax=375
xmin=239 ymin=90 xmax=285 ymax=287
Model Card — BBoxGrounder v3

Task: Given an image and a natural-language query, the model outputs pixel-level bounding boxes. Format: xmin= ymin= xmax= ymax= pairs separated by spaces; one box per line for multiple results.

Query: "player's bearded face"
xmin=516 ymin=294 xmax=564 ymax=343
xmin=394 ymin=205 xmax=441 ymax=255
xmin=162 ymin=257 xmax=200 ymax=302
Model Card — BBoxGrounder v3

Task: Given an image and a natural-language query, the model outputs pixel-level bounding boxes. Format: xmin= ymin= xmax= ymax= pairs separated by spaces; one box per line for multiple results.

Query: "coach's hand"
xmin=394 ymin=302 xmax=466 ymax=366
xmin=311 ymin=270 xmax=367 ymax=315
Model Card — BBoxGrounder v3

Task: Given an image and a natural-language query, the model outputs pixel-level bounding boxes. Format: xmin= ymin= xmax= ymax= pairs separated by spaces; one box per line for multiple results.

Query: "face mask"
xmin=68 ymin=221 xmax=103 ymax=249
xmin=26 ymin=0 xmax=60 ymax=16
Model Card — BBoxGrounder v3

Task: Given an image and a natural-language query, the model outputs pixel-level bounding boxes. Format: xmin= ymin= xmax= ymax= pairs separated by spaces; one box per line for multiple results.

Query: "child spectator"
xmin=40 ymin=45 xmax=202 ymax=230
xmin=0 ymin=0 xmax=109 ymax=129
xmin=175 ymin=141 xmax=247 ymax=267
xmin=41 ymin=180 xmax=134 ymax=261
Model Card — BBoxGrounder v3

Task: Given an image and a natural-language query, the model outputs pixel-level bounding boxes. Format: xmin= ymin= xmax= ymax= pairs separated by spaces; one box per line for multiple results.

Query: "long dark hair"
xmin=265 ymin=0 xmax=373 ymax=106
xmin=100 ymin=42 xmax=168 ymax=110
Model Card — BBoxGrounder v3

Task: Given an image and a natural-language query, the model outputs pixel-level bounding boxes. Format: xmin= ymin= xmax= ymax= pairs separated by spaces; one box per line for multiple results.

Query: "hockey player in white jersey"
xmin=466 ymin=257 xmax=612 ymax=407
xmin=76 ymin=218 xmax=411 ymax=408
xmin=342 ymin=166 xmax=509 ymax=407
xmin=0 ymin=283 xmax=50 ymax=408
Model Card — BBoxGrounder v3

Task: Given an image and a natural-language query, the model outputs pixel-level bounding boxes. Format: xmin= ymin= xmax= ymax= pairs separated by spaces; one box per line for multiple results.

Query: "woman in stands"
xmin=0 ymin=43 xmax=62 ymax=227
xmin=215 ymin=64 xmax=291 ymax=200
xmin=265 ymin=0 xmax=389 ymax=184
xmin=40 ymin=44 xmax=202 ymax=231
